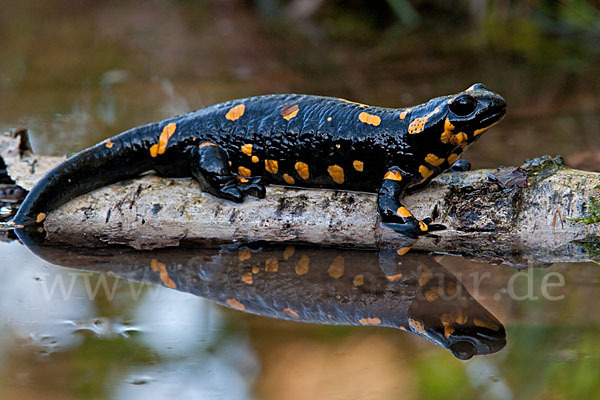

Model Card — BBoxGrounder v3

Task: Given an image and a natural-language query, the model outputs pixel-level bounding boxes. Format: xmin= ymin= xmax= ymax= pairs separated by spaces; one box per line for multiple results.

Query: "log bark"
xmin=1 ymin=131 xmax=599 ymax=266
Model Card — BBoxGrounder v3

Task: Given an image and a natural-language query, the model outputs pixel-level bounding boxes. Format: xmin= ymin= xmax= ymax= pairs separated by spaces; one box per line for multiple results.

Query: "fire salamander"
xmin=9 ymin=83 xmax=505 ymax=237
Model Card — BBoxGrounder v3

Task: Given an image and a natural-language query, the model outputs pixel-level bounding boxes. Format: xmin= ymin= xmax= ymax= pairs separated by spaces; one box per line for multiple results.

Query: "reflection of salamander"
xmin=9 ymin=84 xmax=505 ymax=237
xmin=22 ymin=236 xmax=506 ymax=359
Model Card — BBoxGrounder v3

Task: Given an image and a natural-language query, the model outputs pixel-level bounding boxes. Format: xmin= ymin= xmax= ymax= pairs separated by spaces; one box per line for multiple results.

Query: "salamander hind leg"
xmin=191 ymin=142 xmax=265 ymax=202
xmin=378 ymin=167 xmax=445 ymax=239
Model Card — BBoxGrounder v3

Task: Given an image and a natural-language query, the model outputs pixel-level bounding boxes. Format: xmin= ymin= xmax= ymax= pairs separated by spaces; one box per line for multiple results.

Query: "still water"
xmin=1 ymin=0 xmax=600 ymax=398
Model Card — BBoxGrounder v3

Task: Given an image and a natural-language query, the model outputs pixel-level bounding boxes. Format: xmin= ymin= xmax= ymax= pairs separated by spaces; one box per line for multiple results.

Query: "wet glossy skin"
xmin=17 ymin=232 xmax=506 ymax=359
xmin=10 ymin=83 xmax=505 ymax=237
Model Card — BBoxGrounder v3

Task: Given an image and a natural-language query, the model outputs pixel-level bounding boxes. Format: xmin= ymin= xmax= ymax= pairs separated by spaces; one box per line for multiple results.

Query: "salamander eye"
xmin=449 ymin=94 xmax=477 ymax=116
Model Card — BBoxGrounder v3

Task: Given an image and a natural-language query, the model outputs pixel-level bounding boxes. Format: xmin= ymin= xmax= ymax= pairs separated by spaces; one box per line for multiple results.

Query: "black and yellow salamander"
xmin=8 ymin=83 xmax=505 ymax=238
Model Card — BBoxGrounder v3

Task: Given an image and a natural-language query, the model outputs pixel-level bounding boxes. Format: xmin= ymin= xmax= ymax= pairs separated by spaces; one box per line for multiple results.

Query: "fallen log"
xmin=1 ymin=131 xmax=599 ymax=266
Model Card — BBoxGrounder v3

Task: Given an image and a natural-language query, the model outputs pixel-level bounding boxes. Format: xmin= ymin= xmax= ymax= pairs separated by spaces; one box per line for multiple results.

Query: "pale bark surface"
xmin=2 ymin=131 xmax=599 ymax=265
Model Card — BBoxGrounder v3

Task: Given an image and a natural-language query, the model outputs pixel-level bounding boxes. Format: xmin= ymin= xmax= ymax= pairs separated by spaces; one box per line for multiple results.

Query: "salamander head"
xmin=407 ymin=310 xmax=506 ymax=360
xmin=407 ymin=286 xmax=507 ymax=360
xmin=405 ymin=83 xmax=506 ymax=153
xmin=446 ymin=83 xmax=506 ymax=141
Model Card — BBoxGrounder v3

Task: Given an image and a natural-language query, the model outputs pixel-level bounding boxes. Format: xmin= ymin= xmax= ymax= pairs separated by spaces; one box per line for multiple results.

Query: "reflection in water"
xmin=19 ymin=231 xmax=506 ymax=360
xmin=0 ymin=240 xmax=257 ymax=399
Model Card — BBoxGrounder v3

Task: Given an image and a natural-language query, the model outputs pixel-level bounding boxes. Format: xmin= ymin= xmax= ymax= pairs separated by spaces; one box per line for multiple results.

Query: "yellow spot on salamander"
xmin=383 ymin=170 xmax=403 ymax=181
xmin=474 ymin=318 xmax=500 ymax=331
xmin=199 ymin=142 xmax=216 ymax=148
xmin=440 ymin=131 xmax=451 ymax=144
xmin=419 ymin=271 xmax=432 ymax=287
xmin=105 ymin=139 xmax=114 ymax=149
xmin=358 ymin=111 xmax=381 ymax=126
xmin=409 ymin=117 xmax=427 ymax=134
xmin=252 ymin=266 xmax=259 ymax=274
xmin=36 ymin=213 xmax=46 ymax=223
xmin=447 ymin=153 xmax=459 ymax=165
xmin=328 ymin=256 xmax=345 ymax=279
xmin=386 ymin=273 xmax=403 ymax=282
xmin=353 ymin=160 xmax=364 ymax=172
xmin=265 ymin=256 xmax=279 ymax=272
xmin=283 ymin=307 xmax=299 ymax=319
xmin=408 ymin=107 xmax=440 ymax=134
xmin=359 ymin=317 xmax=381 ymax=325
xmin=419 ymin=221 xmax=428 ymax=231
xmin=238 ymin=177 xmax=249 ymax=183
xmin=396 ymin=247 xmax=411 ymax=256
xmin=440 ymin=118 xmax=455 ymax=143
xmin=450 ymin=132 xmax=468 ymax=146
xmin=425 ymin=287 xmax=441 ymax=302
xmin=280 ymin=104 xmax=299 ymax=121
xmin=283 ymin=173 xmax=295 ymax=185
xmin=440 ymin=313 xmax=453 ymax=328
xmin=327 ymin=165 xmax=345 ymax=184
xmin=399 ymin=110 xmax=408 ymax=119
xmin=283 ymin=245 xmax=295 ymax=260
xmin=295 ymin=162 xmax=309 ymax=180
xmin=241 ymin=143 xmax=253 ymax=156
xmin=443 ymin=311 xmax=467 ymax=326
xmin=149 ymin=144 xmax=159 ymax=158
xmin=295 ymin=256 xmax=309 ymax=275
xmin=238 ymin=166 xmax=251 ymax=177
xmin=226 ymin=298 xmax=245 ymax=311
xmin=353 ymin=274 xmax=364 ymax=287
xmin=164 ymin=122 xmax=177 ymax=135
xmin=396 ymin=207 xmax=412 ymax=218
xmin=418 ymin=165 xmax=433 ymax=180
xmin=156 ymin=123 xmax=177 ymax=155
xmin=242 ymin=273 xmax=253 ymax=285
xmin=265 ymin=159 xmax=279 ymax=174
xmin=444 ymin=325 xmax=455 ymax=338
xmin=425 ymin=153 xmax=445 ymax=167
xmin=226 ymin=104 xmax=245 ymax=121
xmin=327 ymin=117 xmax=332 ymax=122
xmin=251 ymin=155 xmax=259 ymax=163
xmin=238 ymin=249 xmax=251 ymax=261
xmin=150 ymin=259 xmax=176 ymax=289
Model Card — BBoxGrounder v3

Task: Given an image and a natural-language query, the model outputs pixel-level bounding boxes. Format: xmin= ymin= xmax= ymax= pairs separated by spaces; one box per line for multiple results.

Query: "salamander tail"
xmin=10 ymin=124 xmax=158 ymax=227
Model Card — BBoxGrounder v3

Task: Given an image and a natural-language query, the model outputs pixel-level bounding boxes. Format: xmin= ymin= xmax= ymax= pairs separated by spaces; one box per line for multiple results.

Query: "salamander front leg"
xmin=378 ymin=168 xmax=445 ymax=238
xmin=191 ymin=142 xmax=266 ymax=202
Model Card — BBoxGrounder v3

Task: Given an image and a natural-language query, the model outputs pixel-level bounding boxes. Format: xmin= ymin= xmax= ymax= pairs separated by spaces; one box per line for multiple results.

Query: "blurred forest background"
xmin=1 ymin=0 xmax=599 ymax=169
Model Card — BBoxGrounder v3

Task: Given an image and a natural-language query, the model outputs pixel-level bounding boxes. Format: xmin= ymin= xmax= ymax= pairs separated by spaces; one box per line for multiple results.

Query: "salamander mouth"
xmin=478 ymin=104 xmax=506 ymax=127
